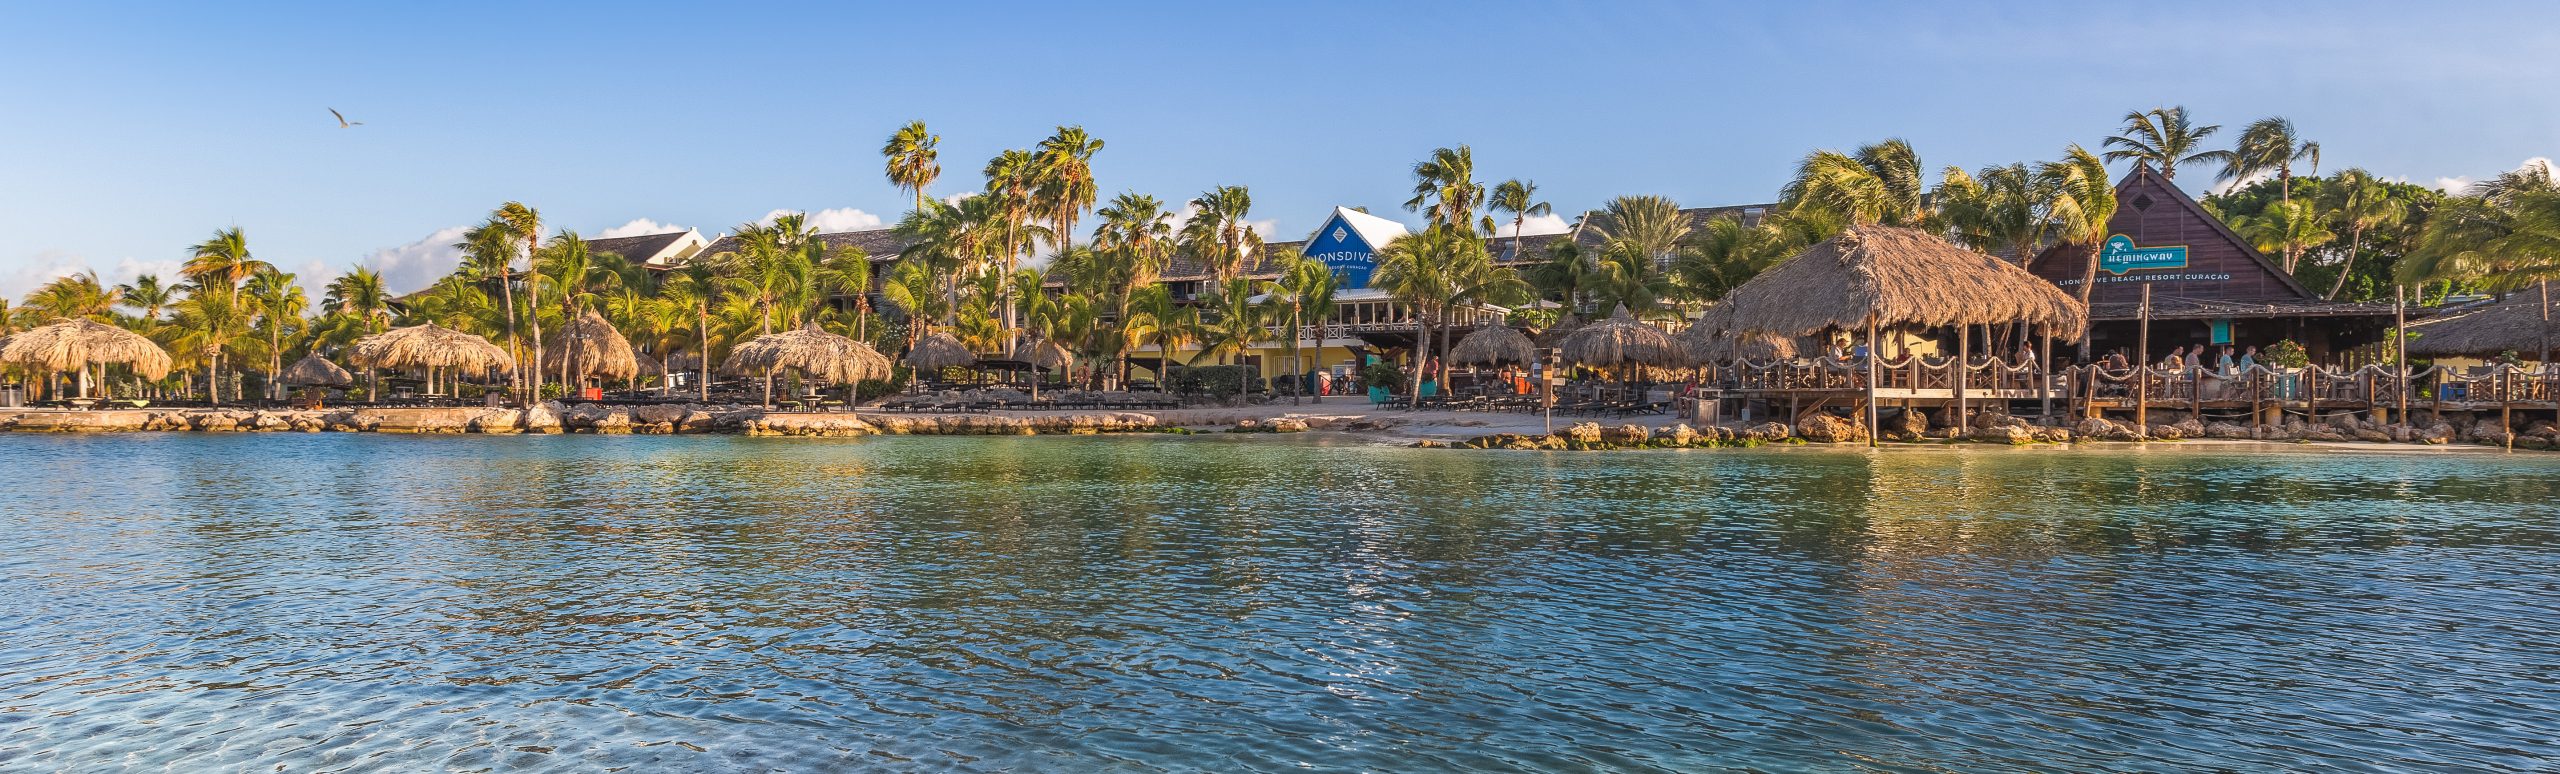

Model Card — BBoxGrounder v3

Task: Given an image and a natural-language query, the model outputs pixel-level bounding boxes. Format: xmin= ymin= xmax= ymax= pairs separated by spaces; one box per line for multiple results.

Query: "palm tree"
xmin=1181 ymin=185 xmax=1261 ymax=282
xmin=1669 ymin=214 xmax=1804 ymax=303
xmin=1093 ymin=192 xmax=1176 ymax=286
xmin=1125 ymin=284 xmax=1194 ymax=386
xmin=2039 ymin=145 xmax=2119 ymax=355
xmin=1036 ymin=125 xmax=1105 ymax=255
xmin=2103 ymin=106 xmax=2230 ymax=180
xmin=182 ymin=227 xmax=272 ymax=292
xmin=984 ymin=149 xmax=1048 ymax=345
xmin=1935 ymin=162 xmax=2059 ymax=264
xmin=244 ymin=268 xmax=306 ymax=400
xmin=1405 ymin=145 xmax=1489 ymax=231
xmin=493 ymin=202 xmax=546 ymax=398
xmin=1489 ymin=178 xmax=1552 ymax=259
xmin=1265 ymin=254 xmax=1339 ymax=403
xmin=1526 ymin=240 xmax=1602 ymax=320
xmin=1780 ymin=139 xmax=1928 ymax=228
xmin=23 ymin=271 xmax=120 ymax=321
xmin=2234 ymin=200 xmax=2336 ymax=275
xmin=1190 ymin=277 xmax=1269 ymax=399
xmin=2218 ymin=116 xmax=2321 ymax=203
xmin=1588 ymin=195 xmax=1694 ymax=272
xmin=1373 ymin=225 xmax=1493 ymax=400
xmin=659 ymin=261 xmax=720 ymax=400
xmin=116 ymin=275 xmax=174 ymax=329
xmin=170 ymin=282 xmax=247 ymax=404
xmin=323 ymin=267 xmax=393 ymax=333
xmin=2320 ymin=168 xmax=2408 ymax=299
xmin=883 ymin=120 xmax=942 ymax=214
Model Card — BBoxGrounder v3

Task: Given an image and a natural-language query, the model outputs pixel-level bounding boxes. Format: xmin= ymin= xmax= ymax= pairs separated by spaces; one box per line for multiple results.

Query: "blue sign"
xmin=2098 ymin=234 xmax=2189 ymax=275
xmin=1301 ymin=214 xmax=1377 ymax=288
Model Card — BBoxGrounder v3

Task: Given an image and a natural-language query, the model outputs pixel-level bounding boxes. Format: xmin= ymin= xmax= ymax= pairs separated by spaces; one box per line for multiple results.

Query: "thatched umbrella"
xmin=1558 ymin=308 xmax=1683 ymax=370
xmin=0 ymin=317 xmax=173 ymax=398
xmin=279 ymin=353 xmax=353 ymax=386
xmin=1532 ymin=316 xmax=1585 ymax=349
xmin=1028 ymin=340 xmax=1073 ymax=370
xmin=724 ymin=321 xmax=894 ymax=405
xmin=905 ymin=331 xmax=977 ymax=372
xmin=349 ymin=323 xmax=515 ymax=396
xmin=2406 ymin=291 xmax=2559 ymax=359
xmin=1679 ymin=305 xmax=1809 ymax=362
xmin=1451 ymin=325 xmax=1536 ymax=366
xmin=544 ymin=308 xmax=639 ymax=387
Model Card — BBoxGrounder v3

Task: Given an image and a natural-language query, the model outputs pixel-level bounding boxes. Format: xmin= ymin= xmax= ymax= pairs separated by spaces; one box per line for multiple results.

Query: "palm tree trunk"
xmin=2327 ymin=227 xmax=2365 ymax=300
xmin=498 ymin=275 xmax=521 ymax=400
xmin=526 ymin=293 xmax=546 ymax=400
xmin=2076 ymin=243 xmax=2101 ymax=359
xmin=697 ymin=308 xmax=711 ymax=402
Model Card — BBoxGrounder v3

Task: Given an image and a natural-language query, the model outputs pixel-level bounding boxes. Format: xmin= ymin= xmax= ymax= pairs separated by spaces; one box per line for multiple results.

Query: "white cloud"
xmin=756 ymin=207 xmax=885 ymax=233
xmin=1 ymin=250 xmax=189 ymax=306
xmin=940 ymin=192 xmax=975 ymax=206
xmin=596 ymin=218 xmax=688 ymax=238
xmin=360 ymin=225 xmax=472 ymax=296
xmin=2436 ymin=156 xmax=2555 ymax=195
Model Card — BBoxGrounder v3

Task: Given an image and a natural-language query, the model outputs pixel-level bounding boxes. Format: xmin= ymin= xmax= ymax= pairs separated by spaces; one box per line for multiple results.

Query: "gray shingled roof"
xmin=583 ymin=231 xmax=691 ymax=265
xmin=690 ymin=227 xmax=910 ymax=266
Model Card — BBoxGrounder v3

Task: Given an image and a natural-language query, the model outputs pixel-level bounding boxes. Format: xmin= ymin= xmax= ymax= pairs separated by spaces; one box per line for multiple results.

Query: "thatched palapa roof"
xmin=1028 ymin=340 xmax=1073 ymax=370
xmin=1450 ymin=325 xmax=1535 ymax=366
xmin=723 ymin=321 xmax=893 ymax=384
xmin=1713 ymin=225 xmax=2087 ymax=338
xmin=279 ymin=353 xmax=354 ymax=386
xmin=0 ymin=318 xmax=172 ymax=379
xmin=905 ymin=331 xmax=977 ymax=370
xmin=545 ymin=309 xmax=639 ymax=381
xmin=2405 ymin=292 xmax=2560 ymax=358
xmin=349 ymin=323 xmax=516 ymax=373
xmin=1558 ymin=309 xmax=1684 ymax=368
xmin=1680 ymin=305 xmax=1812 ymax=362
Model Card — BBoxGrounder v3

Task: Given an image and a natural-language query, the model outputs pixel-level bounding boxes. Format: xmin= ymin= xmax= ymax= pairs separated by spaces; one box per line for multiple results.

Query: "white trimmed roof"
xmin=1307 ymin=206 xmax=1411 ymax=249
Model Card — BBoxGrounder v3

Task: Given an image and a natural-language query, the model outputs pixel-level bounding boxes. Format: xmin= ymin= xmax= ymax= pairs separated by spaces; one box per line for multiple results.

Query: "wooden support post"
xmin=1955 ymin=322 xmax=1970 ymax=430
xmin=2395 ymin=285 xmax=2409 ymax=430
xmin=1865 ymin=316 xmax=1880 ymax=447
xmin=2039 ymin=332 xmax=2053 ymax=421
xmin=2136 ymin=284 xmax=2151 ymax=441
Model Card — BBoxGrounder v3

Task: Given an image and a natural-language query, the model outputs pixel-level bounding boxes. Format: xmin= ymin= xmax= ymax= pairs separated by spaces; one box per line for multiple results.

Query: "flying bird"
xmin=329 ymin=108 xmax=363 ymax=128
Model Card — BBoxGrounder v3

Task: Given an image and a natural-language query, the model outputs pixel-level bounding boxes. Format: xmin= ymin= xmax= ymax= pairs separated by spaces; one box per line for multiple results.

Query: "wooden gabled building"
xmin=2027 ymin=165 xmax=2395 ymax=363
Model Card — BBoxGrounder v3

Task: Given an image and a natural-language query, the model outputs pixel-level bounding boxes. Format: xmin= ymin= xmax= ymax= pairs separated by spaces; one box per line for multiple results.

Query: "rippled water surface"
xmin=5 ymin=434 xmax=2560 ymax=771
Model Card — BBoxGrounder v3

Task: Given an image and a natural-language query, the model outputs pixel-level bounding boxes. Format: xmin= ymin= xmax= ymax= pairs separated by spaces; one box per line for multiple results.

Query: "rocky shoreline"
xmin=1 ymin=403 xmax=2552 ymax=450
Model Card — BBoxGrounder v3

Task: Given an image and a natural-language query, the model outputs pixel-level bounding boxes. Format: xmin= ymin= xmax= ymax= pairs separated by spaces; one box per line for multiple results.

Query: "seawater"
xmin=3 ymin=433 xmax=2557 ymax=771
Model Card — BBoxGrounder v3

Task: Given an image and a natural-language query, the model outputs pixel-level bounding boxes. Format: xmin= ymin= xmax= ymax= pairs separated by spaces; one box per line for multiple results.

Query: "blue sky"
xmin=3 ymin=1 xmax=2555 ymax=298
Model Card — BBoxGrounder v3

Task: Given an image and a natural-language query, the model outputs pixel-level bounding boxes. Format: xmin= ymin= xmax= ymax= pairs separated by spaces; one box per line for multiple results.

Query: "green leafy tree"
xmin=2217 ymin=116 xmax=2320 ymax=204
xmin=1489 ymin=178 xmax=1552 ymax=259
xmin=1780 ymin=139 xmax=1928 ymax=228
xmin=883 ymin=120 xmax=941 ymax=214
xmin=1180 ymin=185 xmax=1261 ymax=282
xmin=1405 ymin=145 xmax=1490 ymax=231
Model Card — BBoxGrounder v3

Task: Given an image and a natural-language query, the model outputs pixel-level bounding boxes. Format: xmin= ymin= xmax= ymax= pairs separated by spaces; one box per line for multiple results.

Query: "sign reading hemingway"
xmin=2098 ymin=234 xmax=2189 ymax=275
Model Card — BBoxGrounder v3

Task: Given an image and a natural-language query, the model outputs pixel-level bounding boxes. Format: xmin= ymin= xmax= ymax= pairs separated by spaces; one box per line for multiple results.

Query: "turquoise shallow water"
xmin=2 ymin=433 xmax=2558 ymax=772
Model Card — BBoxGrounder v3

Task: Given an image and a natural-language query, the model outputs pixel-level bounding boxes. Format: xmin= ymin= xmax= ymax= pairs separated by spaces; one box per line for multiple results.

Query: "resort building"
xmin=2025 ymin=165 xmax=2396 ymax=363
xmin=584 ymin=228 xmax=712 ymax=269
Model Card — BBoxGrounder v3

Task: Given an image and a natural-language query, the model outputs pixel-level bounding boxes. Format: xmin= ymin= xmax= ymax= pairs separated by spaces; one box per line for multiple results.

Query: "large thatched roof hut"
xmin=1558 ymin=309 xmax=1684 ymax=369
xmin=905 ymin=331 xmax=977 ymax=371
xmin=724 ymin=322 xmax=893 ymax=385
xmin=2405 ymin=292 xmax=2559 ymax=359
xmin=1450 ymin=325 xmax=1535 ymax=366
xmin=544 ymin=309 xmax=639 ymax=382
xmin=1711 ymin=225 xmax=2087 ymax=339
xmin=279 ymin=353 xmax=354 ymax=386
xmin=0 ymin=318 xmax=173 ymax=382
xmin=349 ymin=323 xmax=515 ymax=373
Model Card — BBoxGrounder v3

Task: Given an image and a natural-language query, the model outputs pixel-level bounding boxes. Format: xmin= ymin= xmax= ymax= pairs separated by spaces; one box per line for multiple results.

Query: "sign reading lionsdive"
xmin=2098 ymin=234 xmax=2189 ymax=275
xmin=1302 ymin=220 xmax=1375 ymax=288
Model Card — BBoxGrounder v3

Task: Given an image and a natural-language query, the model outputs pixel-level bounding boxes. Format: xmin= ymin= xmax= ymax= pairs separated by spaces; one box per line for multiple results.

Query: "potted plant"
xmin=1362 ymin=360 xmax=1405 ymax=405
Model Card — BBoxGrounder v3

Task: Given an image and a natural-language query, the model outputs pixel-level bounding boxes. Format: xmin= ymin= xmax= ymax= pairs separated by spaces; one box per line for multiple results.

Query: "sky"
xmin=3 ymin=1 xmax=2557 ymax=300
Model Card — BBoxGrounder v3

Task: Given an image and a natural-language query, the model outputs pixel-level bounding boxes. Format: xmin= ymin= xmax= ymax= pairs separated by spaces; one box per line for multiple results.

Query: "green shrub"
xmin=1172 ymin=364 xmax=1260 ymax=395
xmin=2264 ymin=339 xmax=2309 ymax=369
xmin=855 ymin=365 xmax=913 ymax=402
xmin=1362 ymin=360 xmax=1407 ymax=392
